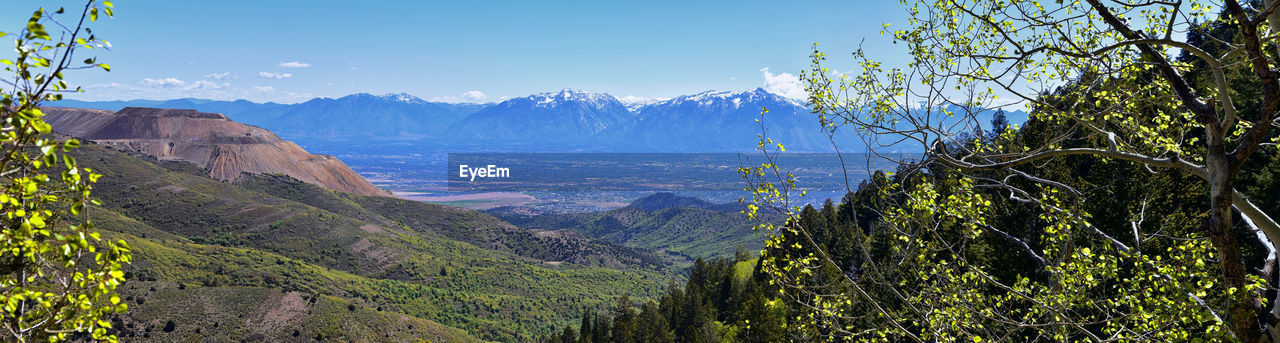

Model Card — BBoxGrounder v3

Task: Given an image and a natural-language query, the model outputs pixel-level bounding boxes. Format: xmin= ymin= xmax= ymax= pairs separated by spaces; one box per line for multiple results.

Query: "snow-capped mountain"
xmin=662 ymin=89 xmax=804 ymax=110
xmin=606 ymin=88 xmax=847 ymax=151
xmin=526 ymin=89 xmax=622 ymax=109
xmin=447 ymin=89 xmax=633 ymax=143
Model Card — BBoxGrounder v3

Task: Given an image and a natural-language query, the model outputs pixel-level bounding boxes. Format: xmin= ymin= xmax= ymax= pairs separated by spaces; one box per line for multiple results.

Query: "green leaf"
xmin=62 ymin=139 xmax=80 ymax=152
xmin=26 ymin=10 xmax=49 ymax=40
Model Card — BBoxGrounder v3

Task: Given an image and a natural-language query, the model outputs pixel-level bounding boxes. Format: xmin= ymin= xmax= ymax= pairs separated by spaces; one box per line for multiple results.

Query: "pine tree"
xmin=611 ymin=295 xmax=636 ymax=342
xmin=634 ymin=301 xmax=674 ymax=343
xmin=578 ymin=307 xmax=593 ymax=343
xmin=989 ymin=109 xmax=1009 ymax=139
xmin=559 ymin=326 xmax=576 ymax=343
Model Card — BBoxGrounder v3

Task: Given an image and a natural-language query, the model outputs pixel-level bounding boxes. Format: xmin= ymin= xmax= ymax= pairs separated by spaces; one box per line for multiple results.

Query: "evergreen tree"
xmin=658 ymin=280 xmax=684 ymax=333
xmin=610 ymin=295 xmax=636 ymax=342
xmin=592 ymin=309 xmax=610 ymax=343
xmin=578 ymin=307 xmax=593 ymax=343
xmin=989 ymin=109 xmax=1009 ymax=139
xmin=559 ymin=326 xmax=576 ymax=343
xmin=634 ymin=301 xmax=673 ymax=343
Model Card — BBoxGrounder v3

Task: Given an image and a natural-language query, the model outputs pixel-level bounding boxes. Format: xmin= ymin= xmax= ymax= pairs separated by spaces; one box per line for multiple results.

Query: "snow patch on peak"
xmin=523 ymin=89 xmax=621 ymax=108
xmin=643 ymin=88 xmax=807 ymax=110
xmin=619 ymin=95 xmax=667 ymax=111
xmin=676 ymin=90 xmax=759 ymax=108
xmin=382 ymin=92 xmax=425 ymax=104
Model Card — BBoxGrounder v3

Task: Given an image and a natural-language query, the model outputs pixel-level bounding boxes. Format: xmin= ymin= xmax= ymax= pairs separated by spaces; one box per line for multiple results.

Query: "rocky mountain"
xmin=42 ymin=106 xmax=389 ymax=197
xmin=266 ymin=93 xmax=485 ymax=140
xmin=447 ymin=89 xmax=632 ymax=144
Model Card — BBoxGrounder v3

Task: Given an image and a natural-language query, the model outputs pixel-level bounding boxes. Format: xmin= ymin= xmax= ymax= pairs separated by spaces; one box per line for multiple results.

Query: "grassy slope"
xmin=92 ymin=213 xmax=479 ymax=342
xmin=237 ymin=174 xmax=669 ymax=270
xmin=73 ymin=143 xmax=672 ymax=342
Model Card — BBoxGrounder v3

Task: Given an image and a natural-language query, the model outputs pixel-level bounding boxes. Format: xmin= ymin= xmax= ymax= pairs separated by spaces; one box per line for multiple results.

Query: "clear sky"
xmin=1 ymin=1 xmax=908 ymax=104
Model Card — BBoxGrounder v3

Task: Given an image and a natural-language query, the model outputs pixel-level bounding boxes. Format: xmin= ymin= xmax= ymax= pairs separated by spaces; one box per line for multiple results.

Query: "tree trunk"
xmin=1208 ymin=137 xmax=1263 ymax=342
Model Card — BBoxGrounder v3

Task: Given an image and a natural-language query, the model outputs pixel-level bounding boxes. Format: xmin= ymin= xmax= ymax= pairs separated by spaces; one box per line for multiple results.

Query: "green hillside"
xmin=491 ymin=194 xmax=781 ymax=261
xmin=70 ymin=142 xmax=674 ymax=342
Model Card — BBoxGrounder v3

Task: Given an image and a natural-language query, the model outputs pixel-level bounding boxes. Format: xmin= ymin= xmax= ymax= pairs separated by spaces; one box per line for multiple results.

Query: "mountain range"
xmin=58 ymin=88 xmax=1023 ymax=152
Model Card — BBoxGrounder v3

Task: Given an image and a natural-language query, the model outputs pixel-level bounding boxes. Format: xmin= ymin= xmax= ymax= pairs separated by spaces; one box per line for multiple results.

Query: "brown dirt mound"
xmin=43 ymin=106 xmax=389 ymax=197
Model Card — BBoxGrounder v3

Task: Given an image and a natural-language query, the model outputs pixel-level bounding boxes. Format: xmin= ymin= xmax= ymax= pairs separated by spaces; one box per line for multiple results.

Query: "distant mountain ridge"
xmin=270 ymin=93 xmax=485 ymax=140
xmin=53 ymin=93 xmax=487 ymax=141
xmin=625 ymin=192 xmax=743 ymax=212
xmin=42 ymin=106 xmax=389 ymax=197
xmin=52 ymin=98 xmax=294 ymax=127
xmin=54 ymin=89 xmax=1030 ymax=152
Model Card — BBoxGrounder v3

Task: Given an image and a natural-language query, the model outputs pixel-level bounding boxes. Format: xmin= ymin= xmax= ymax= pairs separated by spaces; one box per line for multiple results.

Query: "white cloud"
xmin=431 ymin=90 xmax=491 ymax=103
xmin=205 ymin=72 xmax=233 ymax=80
xmin=83 ymin=82 xmax=126 ymax=90
xmin=760 ymin=67 xmax=807 ymax=100
xmin=258 ymin=72 xmax=292 ymax=79
xmin=252 ymin=86 xmax=276 ymax=92
xmin=462 ymin=91 xmax=487 ymax=102
xmin=183 ymin=81 xmax=229 ymax=91
xmin=139 ymin=77 xmax=186 ymax=87
xmin=278 ymin=61 xmax=311 ymax=68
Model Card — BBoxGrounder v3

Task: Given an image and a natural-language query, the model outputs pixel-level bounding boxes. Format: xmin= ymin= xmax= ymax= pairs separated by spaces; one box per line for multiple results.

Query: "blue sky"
xmin=1 ymin=1 xmax=907 ymax=104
